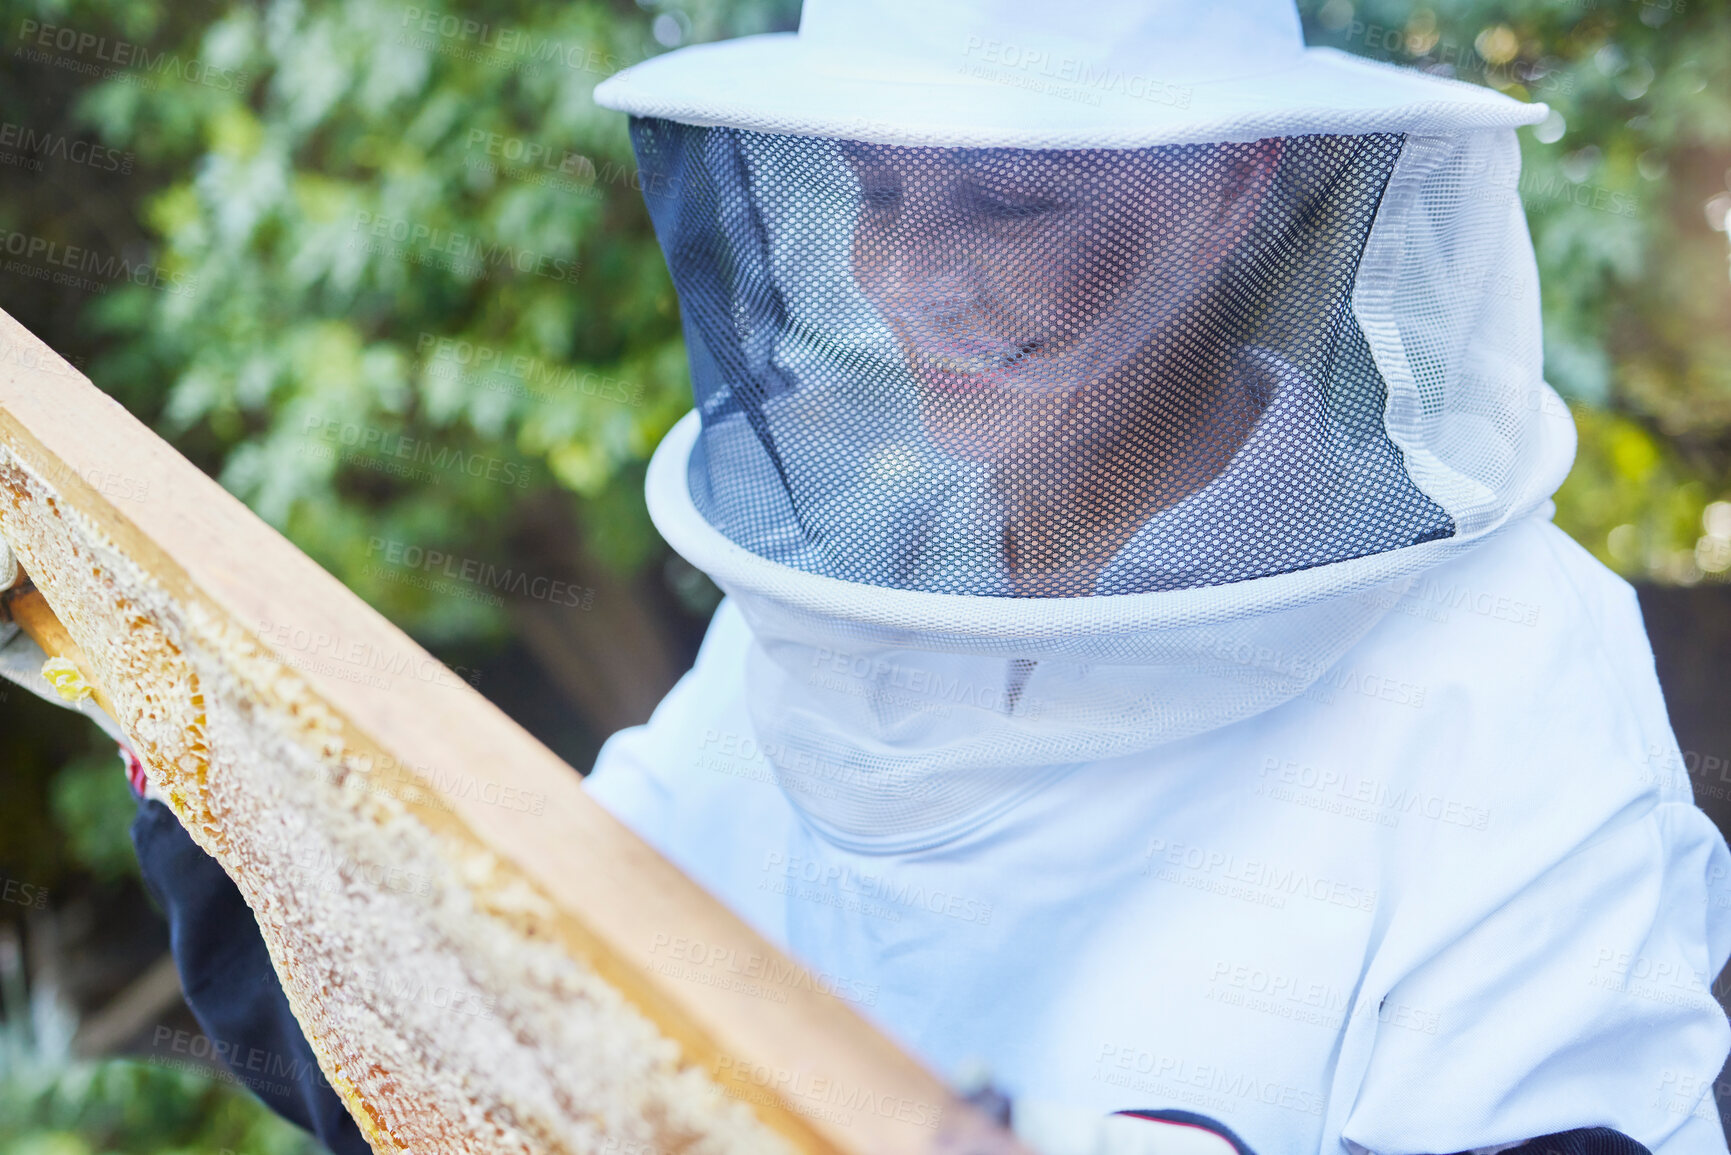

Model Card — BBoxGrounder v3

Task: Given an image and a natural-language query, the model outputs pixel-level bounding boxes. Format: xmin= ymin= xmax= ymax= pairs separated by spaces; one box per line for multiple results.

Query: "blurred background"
xmin=0 ymin=0 xmax=1726 ymax=1149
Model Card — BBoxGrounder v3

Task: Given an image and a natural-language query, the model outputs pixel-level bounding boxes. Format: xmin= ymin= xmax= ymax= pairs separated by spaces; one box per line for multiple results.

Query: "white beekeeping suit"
xmin=585 ymin=1 xmax=1731 ymax=1152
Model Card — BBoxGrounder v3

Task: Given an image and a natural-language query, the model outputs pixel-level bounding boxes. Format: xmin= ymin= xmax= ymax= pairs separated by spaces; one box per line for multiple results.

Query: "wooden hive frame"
xmin=0 ymin=308 xmax=1028 ymax=1155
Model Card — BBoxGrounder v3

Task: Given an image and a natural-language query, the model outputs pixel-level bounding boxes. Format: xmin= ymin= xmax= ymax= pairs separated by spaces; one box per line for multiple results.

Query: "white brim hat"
xmin=592 ymin=0 xmax=1548 ymax=149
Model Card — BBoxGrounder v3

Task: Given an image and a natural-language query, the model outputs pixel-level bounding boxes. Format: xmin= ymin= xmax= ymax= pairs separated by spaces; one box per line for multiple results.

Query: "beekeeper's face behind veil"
xmin=845 ymin=139 xmax=1282 ymax=593
xmin=608 ymin=1 xmax=1569 ymax=849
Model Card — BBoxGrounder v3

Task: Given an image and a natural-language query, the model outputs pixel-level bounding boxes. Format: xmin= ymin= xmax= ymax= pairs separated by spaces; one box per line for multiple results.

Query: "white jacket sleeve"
xmin=1341 ymin=798 xmax=1731 ymax=1155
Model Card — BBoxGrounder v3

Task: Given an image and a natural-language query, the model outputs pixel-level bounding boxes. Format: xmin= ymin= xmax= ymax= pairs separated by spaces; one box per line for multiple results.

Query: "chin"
xmin=918 ymin=399 xmax=1038 ymax=464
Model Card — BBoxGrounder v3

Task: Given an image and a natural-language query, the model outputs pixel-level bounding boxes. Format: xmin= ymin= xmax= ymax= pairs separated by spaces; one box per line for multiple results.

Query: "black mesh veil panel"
xmin=631 ymin=119 xmax=1453 ymax=598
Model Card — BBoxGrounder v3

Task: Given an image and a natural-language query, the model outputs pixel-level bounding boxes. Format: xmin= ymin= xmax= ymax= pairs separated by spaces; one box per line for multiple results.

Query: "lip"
xmin=909 ymin=339 xmax=1043 ymax=393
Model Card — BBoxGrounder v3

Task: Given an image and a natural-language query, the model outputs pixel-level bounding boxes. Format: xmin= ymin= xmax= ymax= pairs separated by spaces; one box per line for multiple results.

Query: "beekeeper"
xmin=582 ymin=0 xmax=1731 ymax=1152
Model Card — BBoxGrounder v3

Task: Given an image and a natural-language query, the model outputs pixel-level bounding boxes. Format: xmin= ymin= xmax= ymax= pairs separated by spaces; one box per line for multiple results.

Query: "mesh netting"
xmin=629 ymin=119 xmax=1567 ymax=849
xmin=631 ymin=119 xmax=1454 ymax=598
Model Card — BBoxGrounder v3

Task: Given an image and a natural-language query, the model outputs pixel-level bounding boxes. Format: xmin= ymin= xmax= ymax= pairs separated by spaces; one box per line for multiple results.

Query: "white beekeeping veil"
xmin=596 ymin=0 xmax=1575 ymax=853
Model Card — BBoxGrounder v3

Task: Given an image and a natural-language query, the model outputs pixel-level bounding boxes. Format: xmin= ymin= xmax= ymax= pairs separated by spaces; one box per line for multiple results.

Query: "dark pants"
xmin=131 ymin=798 xmax=368 ymax=1155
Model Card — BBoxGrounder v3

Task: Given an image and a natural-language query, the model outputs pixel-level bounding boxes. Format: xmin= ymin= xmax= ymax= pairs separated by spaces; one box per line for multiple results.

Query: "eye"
xmin=963 ymin=184 xmax=1061 ymax=222
xmin=856 ymin=169 xmax=901 ymax=211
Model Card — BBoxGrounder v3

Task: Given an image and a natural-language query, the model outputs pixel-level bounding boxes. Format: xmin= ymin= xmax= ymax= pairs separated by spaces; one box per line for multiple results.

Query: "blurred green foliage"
xmin=1299 ymin=0 xmax=1731 ymax=579
xmin=48 ymin=751 xmax=140 ymax=886
xmin=0 ymin=937 xmax=322 ymax=1154
xmin=0 ymin=1060 xmax=323 ymax=1155
xmin=34 ymin=0 xmax=798 ymax=652
xmin=0 ymin=696 xmax=113 ymax=893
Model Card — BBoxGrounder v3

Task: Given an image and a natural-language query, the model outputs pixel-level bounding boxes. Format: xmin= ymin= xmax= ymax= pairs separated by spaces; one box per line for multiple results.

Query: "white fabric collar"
xmin=652 ymin=359 xmax=1444 ymax=851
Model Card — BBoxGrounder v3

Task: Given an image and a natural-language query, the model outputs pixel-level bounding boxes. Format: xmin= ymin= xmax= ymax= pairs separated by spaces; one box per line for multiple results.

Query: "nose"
xmin=902 ymin=268 xmax=976 ymax=331
xmin=877 ymin=239 xmax=987 ymax=339
xmin=855 ymin=178 xmax=999 ymax=336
